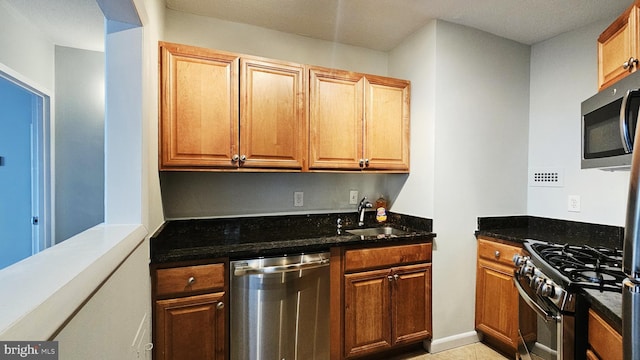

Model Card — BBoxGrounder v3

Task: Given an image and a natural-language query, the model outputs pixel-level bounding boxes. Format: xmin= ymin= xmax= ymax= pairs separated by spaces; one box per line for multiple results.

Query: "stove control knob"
xmin=529 ymin=275 xmax=544 ymax=289
xmin=512 ymin=254 xmax=528 ymax=267
xmin=520 ymin=263 xmax=534 ymax=277
xmin=539 ymin=282 xmax=555 ymax=298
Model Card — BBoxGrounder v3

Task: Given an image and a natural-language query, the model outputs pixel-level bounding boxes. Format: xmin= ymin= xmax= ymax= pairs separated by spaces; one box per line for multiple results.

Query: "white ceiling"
xmin=2 ymin=0 xmax=634 ymax=52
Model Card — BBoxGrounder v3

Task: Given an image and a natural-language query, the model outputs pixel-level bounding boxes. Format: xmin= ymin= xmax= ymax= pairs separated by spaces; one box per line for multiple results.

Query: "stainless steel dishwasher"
xmin=230 ymin=252 xmax=330 ymax=360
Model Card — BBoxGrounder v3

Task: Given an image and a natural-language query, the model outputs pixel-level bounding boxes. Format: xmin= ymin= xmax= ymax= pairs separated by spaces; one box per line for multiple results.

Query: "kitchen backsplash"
xmin=159 ymin=172 xmax=408 ymax=219
xmin=477 ymin=215 xmax=624 ymax=249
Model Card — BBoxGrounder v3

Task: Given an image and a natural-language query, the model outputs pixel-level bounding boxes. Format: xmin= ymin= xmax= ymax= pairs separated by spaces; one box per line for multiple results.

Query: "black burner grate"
xmin=530 ymin=242 xmax=624 ymax=292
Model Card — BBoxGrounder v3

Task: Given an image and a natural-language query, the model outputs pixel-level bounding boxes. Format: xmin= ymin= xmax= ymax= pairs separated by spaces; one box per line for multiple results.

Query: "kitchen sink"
xmin=346 ymin=226 xmax=408 ymax=237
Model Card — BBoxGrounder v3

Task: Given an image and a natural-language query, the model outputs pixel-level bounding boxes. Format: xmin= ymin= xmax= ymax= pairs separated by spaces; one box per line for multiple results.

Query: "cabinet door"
xmin=598 ymin=5 xmax=639 ymax=90
xmin=364 ymin=76 xmax=410 ymax=171
xmin=344 ymin=268 xmax=392 ymax=358
xmin=160 ymin=42 xmax=239 ymax=169
xmin=392 ymin=263 xmax=431 ymax=345
xmin=155 ymin=292 xmax=226 ymax=360
xmin=588 ymin=309 xmax=622 ymax=360
xmin=475 ymin=258 xmax=520 ymax=351
xmin=309 ymin=67 xmax=364 ymax=170
xmin=240 ymin=58 xmax=306 ymax=169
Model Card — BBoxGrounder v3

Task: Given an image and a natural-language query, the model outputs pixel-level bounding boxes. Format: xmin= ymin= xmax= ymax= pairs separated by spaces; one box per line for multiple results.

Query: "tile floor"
xmin=389 ymin=342 xmax=509 ymax=360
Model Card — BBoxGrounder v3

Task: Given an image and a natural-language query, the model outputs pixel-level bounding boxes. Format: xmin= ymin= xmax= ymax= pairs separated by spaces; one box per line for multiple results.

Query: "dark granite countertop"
xmin=151 ymin=211 xmax=435 ymax=264
xmin=476 ymin=215 xmax=624 ymax=333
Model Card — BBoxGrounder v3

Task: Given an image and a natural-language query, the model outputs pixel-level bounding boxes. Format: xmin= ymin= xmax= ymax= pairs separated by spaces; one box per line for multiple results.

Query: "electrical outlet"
xmin=349 ymin=190 xmax=359 ymax=205
xmin=294 ymin=191 xmax=304 ymax=207
xmin=568 ymin=195 xmax=581 ymax=212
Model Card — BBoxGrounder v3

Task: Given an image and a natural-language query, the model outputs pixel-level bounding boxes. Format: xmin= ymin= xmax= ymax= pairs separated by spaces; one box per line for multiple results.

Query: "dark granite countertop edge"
xmin=475 ymin=215 xmax=624 ymax=334
xmin=152 ymin=232 xmax=436 ymax=263
xmin=151 ymin=211 xmax=435 ymax=264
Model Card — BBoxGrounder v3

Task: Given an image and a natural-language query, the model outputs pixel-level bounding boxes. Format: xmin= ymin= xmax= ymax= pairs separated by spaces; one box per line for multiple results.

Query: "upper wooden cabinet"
xmin=308 ymin=67 xmax=411 ymax=172
xmin=159 ymin=42 xmax=306 ymax=170
xmin=159 ymin=42 xmax=410 ymax=172
xmin=160 ymin=42 xmax=239 ymax=169
xmin=598 ymin=1 xmax=640 ymax=90
xmin=240 ymin=57 xmax=306 ymax=169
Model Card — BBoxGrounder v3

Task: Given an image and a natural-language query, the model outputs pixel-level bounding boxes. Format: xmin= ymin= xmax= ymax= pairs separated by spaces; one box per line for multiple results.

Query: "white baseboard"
xmin=423 ymin=331 xmax=481 ymax=353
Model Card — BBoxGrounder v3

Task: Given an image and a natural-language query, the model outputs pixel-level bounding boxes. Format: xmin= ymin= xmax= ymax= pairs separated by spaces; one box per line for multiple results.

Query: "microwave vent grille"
xmin=529 ymin=168 xmax=564 ymax=187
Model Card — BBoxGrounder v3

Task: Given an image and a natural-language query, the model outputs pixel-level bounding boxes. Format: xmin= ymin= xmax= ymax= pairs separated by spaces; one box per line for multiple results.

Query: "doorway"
xmin=0 ymin=69 xmax=51 ymax=269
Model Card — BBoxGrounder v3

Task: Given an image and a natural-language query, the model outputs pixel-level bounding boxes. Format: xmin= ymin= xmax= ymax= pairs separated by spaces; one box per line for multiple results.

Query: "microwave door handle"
xmin=620 ymin=89 xmax=640 ymax=153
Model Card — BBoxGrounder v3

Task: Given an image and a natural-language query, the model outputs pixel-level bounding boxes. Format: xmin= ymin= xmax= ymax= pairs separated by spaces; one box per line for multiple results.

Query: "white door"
xmin=0 ymin=76 xmax=37 ymax=268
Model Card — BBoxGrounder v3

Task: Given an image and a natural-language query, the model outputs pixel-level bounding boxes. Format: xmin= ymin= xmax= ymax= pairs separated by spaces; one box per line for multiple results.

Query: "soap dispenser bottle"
xmin=375 ymin=196 xmax=387 ymax=223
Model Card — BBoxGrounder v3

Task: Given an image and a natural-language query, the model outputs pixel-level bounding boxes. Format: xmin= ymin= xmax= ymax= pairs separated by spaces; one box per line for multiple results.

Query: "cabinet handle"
xmin=387 ymin=275 xmax=394 ymax=282
xmin=187 ymin=276 xmax=196 ymax=285
xmin=216 ymin=302 xmax=225 ymax=310
xmin=364 ymin=158 xmax=370 ymax=167
xmin=494 ymin=250 xmax=500 ymax=258
xmin=623 ymin=57 xmax=639 ymax=70
xmin=359 ymin=159 xmax=365 ymax=168
xmin=239 ymin=154 xmax=246 ymax=162
xmin=393 ymin=274 xmax=399 ymax=281
xmin=232 ymin=154 xmax=240 ymax=162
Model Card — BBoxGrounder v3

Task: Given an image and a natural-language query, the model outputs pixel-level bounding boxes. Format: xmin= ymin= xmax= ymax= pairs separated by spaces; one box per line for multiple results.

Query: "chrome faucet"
xmin=357 ymin=197 xmax=373 ymax=227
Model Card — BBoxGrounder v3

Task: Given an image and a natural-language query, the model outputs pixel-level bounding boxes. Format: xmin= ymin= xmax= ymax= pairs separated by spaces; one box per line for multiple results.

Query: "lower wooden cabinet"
xmin=152 ymin=260 xmax=228 ymax=360
xmin=331 ymin=241 xmax=432 ymax=359
xmin=155 ymin=292 xmax=226 ymax=360
xmin=587 ymin=308 xmax=622 ymax=360
xmin=475 ymin=237 xmax=535 ymax=355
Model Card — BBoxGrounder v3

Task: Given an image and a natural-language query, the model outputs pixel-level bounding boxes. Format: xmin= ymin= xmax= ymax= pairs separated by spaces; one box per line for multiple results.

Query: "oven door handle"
xmin=513 ymin=275 xmax=560 ymax=323
xmin=233 ymin=258 xmax=330 ymax=276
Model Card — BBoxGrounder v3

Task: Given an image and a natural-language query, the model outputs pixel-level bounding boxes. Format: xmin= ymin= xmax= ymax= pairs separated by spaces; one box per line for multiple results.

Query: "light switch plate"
xmin=349 ymin=190 xmax=358 ymax=205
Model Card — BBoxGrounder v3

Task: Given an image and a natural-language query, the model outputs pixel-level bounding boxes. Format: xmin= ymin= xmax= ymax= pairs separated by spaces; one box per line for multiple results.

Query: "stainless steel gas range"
xmin=513 ymin=239 xmax=625 ymax=360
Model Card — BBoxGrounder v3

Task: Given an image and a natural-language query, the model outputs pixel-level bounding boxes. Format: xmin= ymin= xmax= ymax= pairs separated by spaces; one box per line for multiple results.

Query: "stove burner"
xmin=529 ymin=242 xmax=624 ymax=292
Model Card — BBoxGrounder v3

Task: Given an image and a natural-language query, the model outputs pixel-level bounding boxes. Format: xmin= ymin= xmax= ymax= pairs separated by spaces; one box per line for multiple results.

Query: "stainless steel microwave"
xmin=581 ymin=71 xmax=640 ymax=170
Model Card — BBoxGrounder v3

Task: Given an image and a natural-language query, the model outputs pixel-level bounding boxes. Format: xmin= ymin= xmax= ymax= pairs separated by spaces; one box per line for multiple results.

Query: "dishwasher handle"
xmin=234 ymin=258 xmax=329 ymax=276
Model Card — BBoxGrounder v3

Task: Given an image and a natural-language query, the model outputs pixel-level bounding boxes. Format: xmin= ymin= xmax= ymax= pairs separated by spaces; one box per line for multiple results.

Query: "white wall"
xmin=0 ymin=0 xmax=54 ymax=91
xmin=52 ymin=1 xmax=166 ymax=359
xmin=390 ymin=20 xmax=531 ymax=344
xmin=54 ymin=46 xmax=105 ymax=242
xmin=528 ymin=18 xmax=630 ymax=226
xmin=164 ymin=9 xmax=387 ymax=75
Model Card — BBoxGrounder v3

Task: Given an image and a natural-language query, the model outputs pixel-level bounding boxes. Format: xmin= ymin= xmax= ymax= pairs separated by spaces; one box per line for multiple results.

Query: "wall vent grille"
xmin=529 ymin=168 xmax=564 ymax=187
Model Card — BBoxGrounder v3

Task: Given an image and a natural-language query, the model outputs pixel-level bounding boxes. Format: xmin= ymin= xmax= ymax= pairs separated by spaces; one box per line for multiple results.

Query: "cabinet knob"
xmin=232 ymin=154 xmax=240 ymax=162
xmin=494 ymin=250 xmax=500 ymax=258
xmin=359 ymin=159 xmax=365 ymax=167
xmin=216 ymin=302 xmax=225 ymax=310
xmin=393 ymin=274 xmax=399 ymax=281
xmin=387 ymin=275 xmax=394 ymax=282
xmin=239 ymin=154 xmax=246 ymax=162
xmin=364 ymin=158 xmax=370 ymax=167
xmin=187 ymin=276 xmax=196 ymax=286
xmin=623 ymin=57 xmax=638 ymax=70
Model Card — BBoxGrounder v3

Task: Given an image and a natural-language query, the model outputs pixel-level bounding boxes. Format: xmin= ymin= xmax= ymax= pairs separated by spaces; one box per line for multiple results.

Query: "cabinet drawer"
xmin=477 ymin=238 xmax=522 ymax=267
xmin=588 ymin=309 xmax=622 ymax=360
xmin=344 ymin=242 xmax=432 ymax=272
xmin=156 ymin=263 xmax=225 ymax=297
